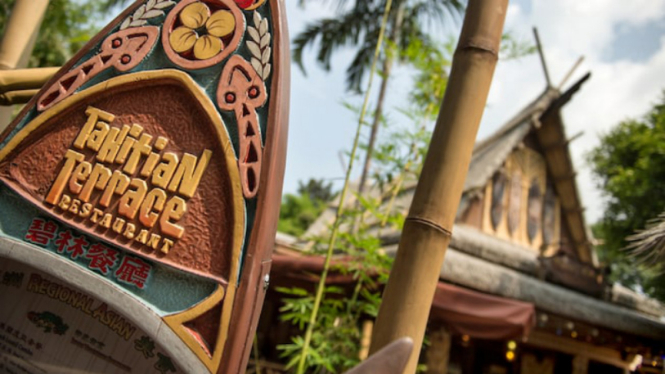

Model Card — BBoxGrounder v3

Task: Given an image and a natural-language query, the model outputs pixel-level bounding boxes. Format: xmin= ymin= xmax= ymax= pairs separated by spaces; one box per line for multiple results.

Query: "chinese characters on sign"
xmin=24 ymin=217 xmax=152 ymax=289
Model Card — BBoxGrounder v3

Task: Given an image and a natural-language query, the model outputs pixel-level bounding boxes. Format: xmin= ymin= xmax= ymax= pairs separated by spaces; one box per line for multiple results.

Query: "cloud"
xmin=282 ymin=0 xmax=665 ymax=224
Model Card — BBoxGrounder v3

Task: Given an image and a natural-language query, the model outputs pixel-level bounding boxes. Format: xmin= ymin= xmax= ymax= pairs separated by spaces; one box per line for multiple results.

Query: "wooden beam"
xmin=423 ymin=247 xmax=665 ymax=339
xmin=553 ymin=172 xmax=578 ymax=183
xmin=526 ymin=331 xmax=627 ymax=370
xmin=542 ymin=131 xmax=584 ymax=151
xmin=562 ymin=206 xmax=586 ymax=215
xmin=0 ymin=89 xmax=38 ymax=105
xmin=558 ymin=56 xmax=585 ymax=90
xmin=0 ymin=67 xmax=58 ymax=93
xmin=359 ymin=320 xmax=374 ymax=360
xmin=426 ymin=327 xmax=451 ymax=374
xmin=533 ymin=27 xmax=552 ymax=87
xmin=572 ymin=355 xmax=589 ymax=374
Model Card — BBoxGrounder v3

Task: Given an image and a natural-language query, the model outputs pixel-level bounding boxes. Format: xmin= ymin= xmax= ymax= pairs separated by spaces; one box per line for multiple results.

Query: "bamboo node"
xmin=458 ymin=41 xmax=499 ymax=59
xmin=404 ymin=217 xmax=452 ymax=237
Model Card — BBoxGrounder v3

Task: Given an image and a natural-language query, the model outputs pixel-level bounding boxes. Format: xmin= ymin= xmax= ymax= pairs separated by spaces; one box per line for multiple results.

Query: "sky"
xmin=283 ymin=0 xmax=665 ymax=225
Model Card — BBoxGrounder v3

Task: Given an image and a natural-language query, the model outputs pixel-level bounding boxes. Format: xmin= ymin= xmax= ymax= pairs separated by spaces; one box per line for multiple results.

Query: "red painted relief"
xmin=38 ymin=27 xmax=159 ymax=112
xmin=217 ymin=55 xmax=267 ymax=198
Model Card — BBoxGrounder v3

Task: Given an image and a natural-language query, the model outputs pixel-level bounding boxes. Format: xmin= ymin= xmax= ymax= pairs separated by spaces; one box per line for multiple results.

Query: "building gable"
xmin=457 ymin=75 xmax=594 ymax=267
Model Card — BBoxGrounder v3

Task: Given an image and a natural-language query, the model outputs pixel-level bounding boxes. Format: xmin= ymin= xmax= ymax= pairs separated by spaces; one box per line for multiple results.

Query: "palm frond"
xmin=626 ymin=212 xmax=665 ymax=266
xmin=345 ymin=28 xmax=381 ymax=93
xmin=293 ymin=0 xmax=464 ymax=92
xmin=292 ymin=6 xmax=382 ymax=76
xmin=409 ymin=0 xmax=464 ymax=30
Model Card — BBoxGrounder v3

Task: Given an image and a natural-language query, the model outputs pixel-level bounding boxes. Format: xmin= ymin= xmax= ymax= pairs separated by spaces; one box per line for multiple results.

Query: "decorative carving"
xmin=162 ymin=0 xmax=243 ymax=69
xmin=234 ymin=0 xmax=267 ymax=10
xmin=37 ymin=27 xmax=159 ymax=111
xmin=507 ymin=169 xmax=522 ymax=235
xmin=527 ymin=178 xmax=542 ymax=242
xmin=217 ymin=55 xmax=268 ymax=198
xmin=490 ymin=171 xmax=507 ymax=230
xmin=3 ymin=71 xmax=245 ymax=283
xmin=542 ymin=185 xmax=556 ymax=246
xmin=120 ymin=0 xmax=176 ymax=30
xmin=247 ymin=11 xmax=272 ymax=81
xmin=0 ymin=0 xmax=288 ymax=371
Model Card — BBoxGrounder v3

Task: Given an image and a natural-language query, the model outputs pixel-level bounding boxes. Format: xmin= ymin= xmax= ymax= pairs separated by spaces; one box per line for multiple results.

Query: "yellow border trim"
xmin=0 ymin=70 xmax=245 ymax=373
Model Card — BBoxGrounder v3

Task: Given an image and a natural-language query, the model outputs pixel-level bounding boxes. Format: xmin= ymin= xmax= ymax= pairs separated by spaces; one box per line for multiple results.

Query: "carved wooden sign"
xmin=0 ymin=0 xmax=288 ymax=373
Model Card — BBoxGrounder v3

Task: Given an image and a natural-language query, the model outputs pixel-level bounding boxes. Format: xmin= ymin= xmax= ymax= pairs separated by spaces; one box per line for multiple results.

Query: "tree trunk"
xmin=368 ymin=0 xmax=508 ymax=372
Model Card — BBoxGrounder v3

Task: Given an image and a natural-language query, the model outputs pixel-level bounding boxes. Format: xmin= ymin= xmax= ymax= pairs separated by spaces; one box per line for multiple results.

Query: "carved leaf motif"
xmin=134 ymin=4 xmax=146 ymax=19
xmin=246 ymin=10 xmax=271 ymax=81
xmin=153 ymin=1 xmax=175 ymax=9
xmin=259 ymin=18 xmax=268 ymax=35
xmin=130 ymin=19 xmax=148 ymax=27
xmin=143 ymin=9 xmax=164 ymax=19
xmin=251 ymin=58 xmax=262 ymax=76
xmin=247 ymin=41 xmax=261 ymax=58
xmin=260 ymin=33 xmax=270 ymax=48
xmin=121 ymin=0 xmax=175 ymax=30
xmin=261 ymin=47 xmax=270 ymax=64
xmin=248 ymin=27 xmax=260 ymax=42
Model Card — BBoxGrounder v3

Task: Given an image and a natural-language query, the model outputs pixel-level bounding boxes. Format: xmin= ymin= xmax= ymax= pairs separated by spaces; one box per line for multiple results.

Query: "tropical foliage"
xmin=293 ymin=0 xmax=463 ymax=92
xmin=0 ymin=0 xmax=104 ymax=67
xmin=275 ymin=33 xmax=446 ymax=371
xmin=294 ymin=0 xmax=464 ymax=204
xmin=278 ymin=179 xmax=335 ymax=237
xmin=588 ymin=92 xmax=665 ymax=299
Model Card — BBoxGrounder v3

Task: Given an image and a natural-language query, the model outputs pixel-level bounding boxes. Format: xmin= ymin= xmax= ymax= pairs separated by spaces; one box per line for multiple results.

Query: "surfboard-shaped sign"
xmin=0 ymin=0 xmax=289 ymax=372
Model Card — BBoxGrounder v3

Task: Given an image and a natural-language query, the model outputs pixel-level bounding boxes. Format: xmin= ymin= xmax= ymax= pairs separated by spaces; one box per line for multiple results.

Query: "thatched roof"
xmin=289 ymin=73 xmax=665 ymax=338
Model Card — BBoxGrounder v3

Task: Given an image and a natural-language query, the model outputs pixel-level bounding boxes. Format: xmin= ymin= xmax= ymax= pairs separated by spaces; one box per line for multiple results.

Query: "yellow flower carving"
xmin=169 ymin=2 xmax=236 ymax=60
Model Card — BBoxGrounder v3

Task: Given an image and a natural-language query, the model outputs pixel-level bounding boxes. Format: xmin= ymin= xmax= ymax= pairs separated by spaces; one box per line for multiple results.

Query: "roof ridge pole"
xmin=533 ymin=27 xmax=552 ymax=88
xmin=558 ymin=56 xmax=585 ymax=90
xmin=367 ymin=0 xmax=508 ymax=373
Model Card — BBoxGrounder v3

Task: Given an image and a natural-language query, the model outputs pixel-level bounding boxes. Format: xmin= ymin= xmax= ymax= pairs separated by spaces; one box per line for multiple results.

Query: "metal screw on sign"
xmin=263 ymin=274 xmax=270 ymax=291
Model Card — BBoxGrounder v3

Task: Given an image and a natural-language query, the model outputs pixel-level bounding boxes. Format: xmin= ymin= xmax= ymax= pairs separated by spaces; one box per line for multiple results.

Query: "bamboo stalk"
xmin=0 ymin=67 xmax=59 ymax=93
xmin=294 ymin=0 xmax=394 ymax=372
xmin=368 ymin=1 xmax=508 ymax=373
xmin=0 ymin=89 xmax=40 ymax=106
xmin=0 ymin=0 xmax=49 ymax=70
xmin=0 ymin=0 xmax=49 ymax=129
